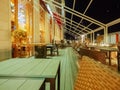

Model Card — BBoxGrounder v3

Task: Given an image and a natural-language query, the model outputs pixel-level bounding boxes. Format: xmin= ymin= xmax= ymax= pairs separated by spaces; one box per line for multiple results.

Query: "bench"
xmin=0 ymin=78 xmax=45 ymax=90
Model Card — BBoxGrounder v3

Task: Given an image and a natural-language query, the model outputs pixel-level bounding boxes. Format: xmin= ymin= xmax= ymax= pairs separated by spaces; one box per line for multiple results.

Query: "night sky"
xmin=85 ymin=0 xmax=120 ymax=23
xmin=64 ymin=0 xmax=120 ymax=39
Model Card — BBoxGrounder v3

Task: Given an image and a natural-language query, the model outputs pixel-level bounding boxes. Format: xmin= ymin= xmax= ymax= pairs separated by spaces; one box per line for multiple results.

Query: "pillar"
xmin=104 ymin=26 xmax=108 ymax=43
xmin=0 ymin=0 xmax=11 ymax=61
xmin=33 ymin=0 xmax=40 ymax=43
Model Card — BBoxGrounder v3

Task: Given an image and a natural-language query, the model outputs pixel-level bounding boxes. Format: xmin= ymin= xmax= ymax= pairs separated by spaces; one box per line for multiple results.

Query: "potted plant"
xmin=12 ymin=29 xmax=27 ymax=57
xmin=12 ymin=29 xmax=27 ymax=45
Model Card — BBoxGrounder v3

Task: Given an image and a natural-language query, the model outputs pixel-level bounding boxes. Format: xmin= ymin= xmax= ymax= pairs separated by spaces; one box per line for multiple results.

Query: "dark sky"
xmin=65 ymin=0 xmax=120 ymax=24
xmin=64 ymin=0 xmax=120 ymax=39
xmin=86 ymin=0 xmax=120 ymax=23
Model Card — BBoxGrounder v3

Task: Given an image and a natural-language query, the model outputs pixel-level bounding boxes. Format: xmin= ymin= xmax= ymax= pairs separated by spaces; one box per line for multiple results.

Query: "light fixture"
xmin=46 ymin=4 xmax=53 ymax=17
xmin=97 ymin=33 xmax=100 ymax=36
xmin=81 ymin=34 xmax=85 ymax=43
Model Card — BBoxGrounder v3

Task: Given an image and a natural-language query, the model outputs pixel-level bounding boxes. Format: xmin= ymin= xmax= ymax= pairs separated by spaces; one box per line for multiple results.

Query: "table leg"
xmin=39 ymin=80 xmax=45 ymax=90
xmin=109 ymin=51 xmax=111 ymax=65
xmin=117 ymin=52 xmax=120 ymax=72
xmin=46 ymin=78 xmax=56 ymax=90
xmin=58 ymin=64 xmax=60 ymax=90
xmin=50 ymin=78 xmax=56 ymax=90
xmin=51 ymin=48 xmax=53 ymax=56
xmin=45 ymin=64 xmax=60 ymax=90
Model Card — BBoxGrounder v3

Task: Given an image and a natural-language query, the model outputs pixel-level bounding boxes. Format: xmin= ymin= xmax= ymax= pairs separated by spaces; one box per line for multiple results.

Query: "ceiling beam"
xmin=52 ymin=11 xmax=92 ymax=32
xmin=53 ymin=15 xmax=91 ymax=33
xmin=64 ymin=27 xmax=80 ymax=36
xmin=44 ymin=0 xmax=105 ymax=27
xmin=64 ymin=27 xmax=81 ymax=35
xmin=65 ymin=30 xmax=76 ymax=37
xmin=65 ymin=23 xmax=85 ymax=34
xmin=65 ymin=21 xmax=89 ymax=33
xmin=75 ymin=0 xmax=93 ymax=31
xmin=79 ymin=23 xmax=93 ymax=33
xmin=106 ymin=18 xmax=120 ymax=27
xmin=52 ymin=15 xmax=86 ymax=33
xmin=80 ymin=0 xmax=93 ymax=22
xmin=69 ymin=0 xmax=76 ymax=32
xmin=86 ymin=27 xmax=104 ymax=35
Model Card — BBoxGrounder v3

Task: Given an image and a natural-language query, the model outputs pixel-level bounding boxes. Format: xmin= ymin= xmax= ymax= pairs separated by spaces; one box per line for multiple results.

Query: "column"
xmin=104 ymin=26 xmax=108 ymax=43
xmin=0 ymin=0 xmax=11 ymax=61
xmin=44 ymin=13 xmax=51 ymax=43
xmin=14 ymin=0 xmax=18 ymax=29
xmin=33 ymin=0 xmax=40 ymax=43
xmin=93 ymin=32 xmax=95 ymax=43
xmin=90 ymin=33 xmax=92 ymax=43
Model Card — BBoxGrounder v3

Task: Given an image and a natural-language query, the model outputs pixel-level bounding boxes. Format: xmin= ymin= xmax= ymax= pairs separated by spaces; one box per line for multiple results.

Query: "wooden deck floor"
xmin=74 ymin=56 xmax=120 ymax=90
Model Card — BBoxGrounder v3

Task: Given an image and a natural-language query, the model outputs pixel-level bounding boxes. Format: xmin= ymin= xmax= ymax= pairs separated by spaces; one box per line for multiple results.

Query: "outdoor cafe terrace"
xmin=0 ymin=47 xmax=120 ymax=90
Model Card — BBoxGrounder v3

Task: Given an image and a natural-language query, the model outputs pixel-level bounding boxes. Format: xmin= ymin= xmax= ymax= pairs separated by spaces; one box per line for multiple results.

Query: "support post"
xmin=104 ymin=26 xmax=108 ymax=43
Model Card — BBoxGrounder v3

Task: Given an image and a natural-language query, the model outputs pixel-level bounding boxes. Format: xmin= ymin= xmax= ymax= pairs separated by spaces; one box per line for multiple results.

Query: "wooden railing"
xmin=78 ymin=48 xmax=106 ymax=64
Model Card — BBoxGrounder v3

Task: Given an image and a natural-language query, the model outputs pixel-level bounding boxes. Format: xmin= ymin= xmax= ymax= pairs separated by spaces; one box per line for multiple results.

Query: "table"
xmin=87 ymin=45 xmax=96 ymax=50
xmin=46 ymin=44 xmax=54 ymax=56
xmin=0 ymin=59 xmax=60 ymax=90
xmin=100 ymin=47 xmax=118 ymax=65
xmin=0 ymin=78 xmax=45 ymax=90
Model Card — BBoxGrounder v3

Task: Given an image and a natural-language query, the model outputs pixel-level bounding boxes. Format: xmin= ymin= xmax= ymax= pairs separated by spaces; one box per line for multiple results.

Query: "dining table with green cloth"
xmin=0 ymin=59 xmax=60 ymax=90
